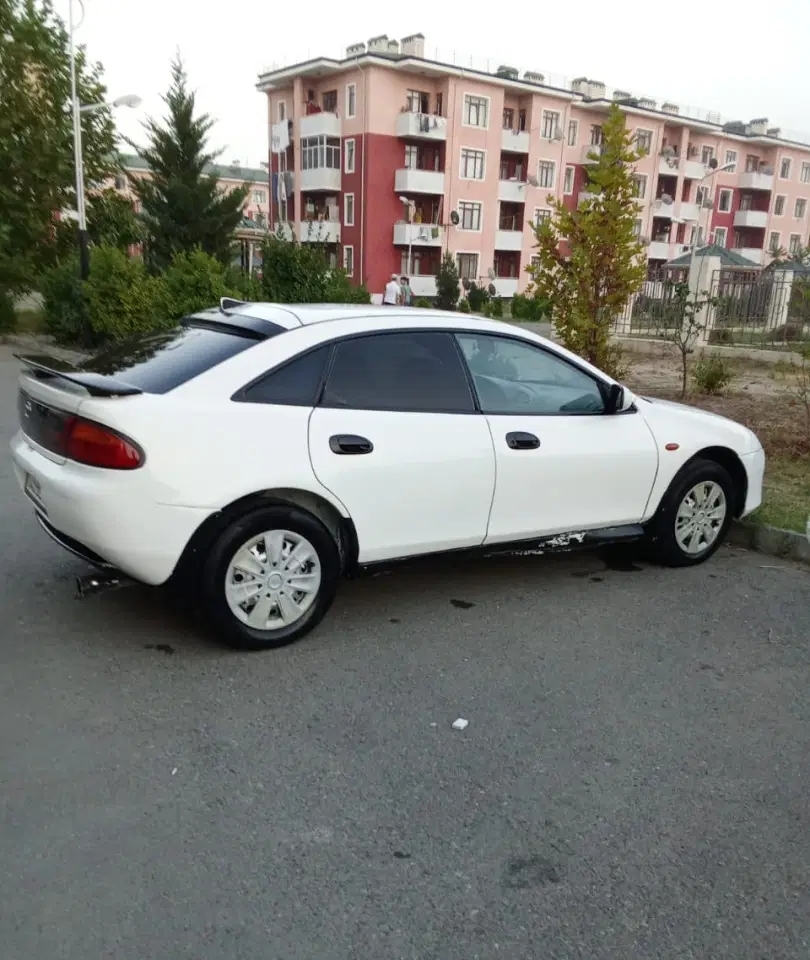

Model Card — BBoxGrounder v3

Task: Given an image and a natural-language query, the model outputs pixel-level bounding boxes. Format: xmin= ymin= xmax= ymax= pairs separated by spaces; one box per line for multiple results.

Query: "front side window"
xmin=237 ymin=346 xmax=330 ymax=406
xmin=457 ymin=200 xmax=482 ymax=231
xmin=456 ymin=334 xmax=606 ymax=415
xmin=537 ymin=160 xmax=555 ymax=189
xmin=460 ymin=148 xmax=485 ymax=179
xmin=344 ymin=139 xmax=356 ymax=174
xmin=463 ymin=94 xmax=489 ymax=128
xmin=321 ymin=332 xmax=475 ymax=413
xmin=635 ymin=129 xmax=653 ymax=154
xmin=301 ymin=135 xmax=340 ymax=170
xmin=567 ymin=119 xmax=578 ymax=146
xmin=541 ymin=110 xmax=560 ymax=139
xmin=631 ymin=175 xmax=647 ymax=200
xmin=780 ymin=157 xmax=792 ymax=179
xmin=724 ymin=149 xmax=737 ymax=172
xmin=717 ymin=189 xmax=732 ymax=213
xmin=456 ymin=253 xmax=479 ymax=280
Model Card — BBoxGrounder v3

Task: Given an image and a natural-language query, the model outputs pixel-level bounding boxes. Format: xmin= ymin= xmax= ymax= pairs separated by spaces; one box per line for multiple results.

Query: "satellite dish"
xmin=708 ymin=157 xmax=718 ymax=169
xmin=461 ymin=277 xmax=471 ymax=290
xmin=661 ymin=145 xmax=676 ymax=158
xmin=488 ymin=283 xmax=497 ymax=296
xmin=449 ymin=210 xmax=460 ymax=225
xmin=527 ymin=175 xmax=539 ymax=187
xmin=659 ymin=194 xmax=673 ymax=205
xmin=487 ymin=267 xmax=496 ymax=280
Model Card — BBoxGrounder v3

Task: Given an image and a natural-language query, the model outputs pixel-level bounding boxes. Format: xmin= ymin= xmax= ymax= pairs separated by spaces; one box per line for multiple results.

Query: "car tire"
xmin=200 ymin=505 xmax=341 ymax=651
xmin=645 ymin=458 xmax=735 ymax=568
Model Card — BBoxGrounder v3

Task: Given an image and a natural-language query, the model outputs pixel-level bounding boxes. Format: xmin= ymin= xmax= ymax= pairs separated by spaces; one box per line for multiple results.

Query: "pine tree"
xmin=131 ymin=56 xmax=248 ymax=271
xmin=435 ymin=252 xmax=460 ymax=310
xmin=527 ymin=103 xmax=647 ymax=375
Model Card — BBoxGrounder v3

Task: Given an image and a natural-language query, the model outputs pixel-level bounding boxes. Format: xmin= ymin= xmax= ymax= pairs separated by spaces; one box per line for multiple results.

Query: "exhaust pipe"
xmin=75 ymin=569 xmax=132 ymax=600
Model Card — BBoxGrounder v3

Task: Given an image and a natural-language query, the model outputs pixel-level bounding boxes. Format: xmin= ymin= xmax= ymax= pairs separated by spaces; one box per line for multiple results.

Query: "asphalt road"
xmin=1 ymin=343 xmax=809 ymax=959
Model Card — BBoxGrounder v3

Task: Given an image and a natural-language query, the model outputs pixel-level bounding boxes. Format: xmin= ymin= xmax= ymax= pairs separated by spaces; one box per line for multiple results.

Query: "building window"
xmin=795 ymin=198 xmax=807 ymax=219
xmin=567 ymin=119 xmax=578 ymax=146
xmin=457 ymin=201 xmax=482 ymax=231
xmin=724 ymin=149 xmax=737 ymax=172
xmin=405 ymin=89 xmax=429 ymax=113
xmin=404 ymin=145 xmax=418 ymax=169
xmin=502 ymin=107 xmax=514 ymax=129
xmin=590 ymin=125 xmax=603 ymax=146
xmin=541 ymin=110 xmax=561 ymax=139
xmin=801 ymin=162 xmax=810 ymax=184
xmin=563 ymin=165 xmax=575 ymax=195
xmin=344 ymin=138 xmax=355 ymax=174
xmin=301 ymin=135 xmax=340 ymax=170
xmin=463 ymin=94 xmax=489 ymax=128
xmin=635 ymin=129 xmax=653 ymax=154
xmin=774 ymin=195 xmax=786 ymax=216
xmin=322 ymin=90 xmax=338 ymax=114
xmin=343 ymin=245 xmax=354 ymax=276
xmin=278 ymin=101 xmax=286 ymax=122
xmin=717 ymin=189 xmax=732 ymax=213
xmin=769 ymin=231 xmax=781 ymax=253
xmin=789 ymin=234 xmax=802 ymax=255
xmin=714 ymin=226 xmax=728 ymax=247
xmin=631 ymin=175 xmax=647 ymax=199
xmin=780 ymin=157 xmax=792 ymax=179
xmin=456 ymin=253 xmax=479 ymax=280
xmin=346 ymin=84 xmax=356 ymax=118
xmin=533 ymin=208 xmax=551 ymax=227
xmin=632 ymin=218 xmax=643 ymax=238
xmin=344 ymin=193 xmax=354 ymax=226
xmin=253 ymin=190 xmax=266 ymax=204
xmin=537 ymin=160 xmax=555 ymax=189
xmin=114 ymin=175 xmax=126 ymax=191
xmin=401 ymin=251 xmax=423 ymax=275
xmin=460 ymin=148 xmax=485 ymax=179
xmin=701 ymin=145 xmax=714 ymax=165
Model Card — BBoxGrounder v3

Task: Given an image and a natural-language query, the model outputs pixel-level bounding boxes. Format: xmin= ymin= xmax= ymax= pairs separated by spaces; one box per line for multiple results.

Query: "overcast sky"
xmin=70 ymin=0 xmax=810 ymax=167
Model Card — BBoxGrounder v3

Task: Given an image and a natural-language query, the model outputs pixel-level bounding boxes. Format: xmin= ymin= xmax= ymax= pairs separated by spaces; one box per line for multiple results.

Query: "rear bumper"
xmin=11 ymin=431 xmax=213 ymax=585
xmin=740 ymin=446 xmax=766 ymax=517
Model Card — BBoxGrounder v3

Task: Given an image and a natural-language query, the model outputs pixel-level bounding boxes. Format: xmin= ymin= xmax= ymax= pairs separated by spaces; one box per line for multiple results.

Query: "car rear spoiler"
xmin=14 ymin=354 xmax=144 ymax=398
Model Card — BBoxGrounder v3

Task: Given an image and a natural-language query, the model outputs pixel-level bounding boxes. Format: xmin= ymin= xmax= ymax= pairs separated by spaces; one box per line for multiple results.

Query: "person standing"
xmin=400 ymin=276 xmax=413 ymax=306
xmin=383 ymin=273 xmax=401 ymax=305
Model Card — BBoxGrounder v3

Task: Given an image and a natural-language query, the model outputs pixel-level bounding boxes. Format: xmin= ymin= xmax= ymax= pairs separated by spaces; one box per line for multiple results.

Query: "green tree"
xmin=52 ymin=188 xmax=144 ymax=256
xmin=130 ymin=56 xmax=248 ymax=271
xmin=527 ymin=102 xmax=646 ymax=375
xmin=0 ymin=0 xmax=116 ymax=294
xmin=435 ymin=252 xmax=460 ymax=310
xmin=258 ymin=237 xmax=370 ymax=303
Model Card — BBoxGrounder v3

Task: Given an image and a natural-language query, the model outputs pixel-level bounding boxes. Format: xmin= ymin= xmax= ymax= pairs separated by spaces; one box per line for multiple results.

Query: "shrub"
xmin=466 ymin=281 xmax=489 ymax=313
xmin=458 ymin=299 xmax=471 ymax=313
xmin=414 ymin=297 xmax=431 ymax=308
xmin=83 ymin=245 xmax=166 ymax=341
xmin=158 ymin=248 xmax=237 ymax=321
xmin=511 ymin=291 xmax=551 ymax=321
xmin=0 ymin=291 xmax=17 ymax=334
xmin=259 ymin=237 xmax=369 ymax=304
xmin=39 ymin=258 xmax=90 ymax=345
xmin=435 ymin=252 xmax=460 ymax=311
xmin=489 ymin=297 xmax=504 ymax=318
xmin=693 ymin=354 xmax=734 ymax=395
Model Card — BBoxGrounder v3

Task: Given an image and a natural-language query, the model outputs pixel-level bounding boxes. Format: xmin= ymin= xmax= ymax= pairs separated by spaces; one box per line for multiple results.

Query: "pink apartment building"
xmin=257 ymin=33 xmax=810 ymax=300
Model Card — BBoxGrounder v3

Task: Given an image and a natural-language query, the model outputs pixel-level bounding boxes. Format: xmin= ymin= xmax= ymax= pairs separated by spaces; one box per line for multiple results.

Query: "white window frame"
xmin=635 ymin=128 xmax=653 ymax=154
xmin=344 ymin=138 xmax=356 ymax=174
xmin=457 ymin=200 xmax=483 ymax=232
xmin=567 ymin=119 xmax=578 ymax=147
xmin=769 ymin=231 xmax=781 ymax=253
xmin=774 ymin=194 xmax=786 ymax=216
xmin=632 ymin=218 xmax=643 ymax=238
xmin=537 ymin=159 xmax=556 ymax=189
xmin=343 ymin=245 xmax=354 ymax=276
xmin=632 ymin=174 xmax=648 ymax=200
xmin=701 ymin=145 xmax=714 ymax=165
xmin=801 ymin=162 xmax=810 ymax=184
xmin=459 ymin=147 xmax=486 ymax=180
xmin=563 ymin=165 xmax=575 ymax=196
xmin=345 ymin=83 xmax=356 ymax=119
xmin=456 ymin=251 xmax=479 ymax=281
xmin=794 ymin=198 xmax=807 ymax=219
xmin=277 ymin=100 xmax=287 ymax=122
xmin=713 ymin=226 xmax=728 ymax=247
xmin=717 ymin=188 xmax=733 ymax=213
xmin=779 ymin=157 xmax=792 ymax=180
xmin=253 ymin=189 xmax=266 ymax=204
xmin=724 ymin=149 xmax=737 ymax=173
xmin=344 ymin=193 xmax=355 ymax=227
xmin=533 ymin=207 xmax=552 ymax=227
xmin=541 ymin=110 xmax=561 ymax=140
xmin=462 ymin=93 xmax=490 ymax=129
xmin=789 ymin=233 xmax=802 ymax=255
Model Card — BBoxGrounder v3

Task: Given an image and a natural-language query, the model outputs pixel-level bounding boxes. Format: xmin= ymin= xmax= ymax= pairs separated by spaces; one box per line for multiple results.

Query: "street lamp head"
xmin=112 ymin=94 xmax=142 ymax=109
xmin=398 ymin=195 xmax=413 ymax=206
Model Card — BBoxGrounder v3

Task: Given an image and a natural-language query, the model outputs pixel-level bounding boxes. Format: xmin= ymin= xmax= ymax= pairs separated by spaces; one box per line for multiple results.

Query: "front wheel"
xmin=201 ymin=506 xmax=341 ymax=651
xmin=646 ymin=458 xmax=735 ymax=567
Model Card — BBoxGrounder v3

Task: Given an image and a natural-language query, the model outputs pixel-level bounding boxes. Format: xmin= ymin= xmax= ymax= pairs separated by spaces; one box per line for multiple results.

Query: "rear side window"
xmin=80 ymin=325 xmax=264 ymax=394
xmin=237 ymin=346 xmax=330 ymax=406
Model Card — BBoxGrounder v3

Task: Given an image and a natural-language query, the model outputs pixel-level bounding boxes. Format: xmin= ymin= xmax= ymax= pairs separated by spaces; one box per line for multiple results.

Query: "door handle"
xmin=506 ymin=431 xmax=540 ymax=450
xmin=329 ymin=434 xmax=374 ymax=455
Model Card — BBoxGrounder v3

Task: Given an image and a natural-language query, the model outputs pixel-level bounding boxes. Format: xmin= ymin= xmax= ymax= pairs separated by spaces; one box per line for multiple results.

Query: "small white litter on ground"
xmin=452 ymin=718 xmax=469 ymax=731
xmin=171 ymin=767 xmax=178 ymax=776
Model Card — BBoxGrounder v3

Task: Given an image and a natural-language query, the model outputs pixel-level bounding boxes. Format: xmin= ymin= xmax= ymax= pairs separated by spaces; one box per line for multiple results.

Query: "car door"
xmin=308 ymin=330 xmax=496 ymax=564
xmin=455 ymin=332 xmax=659 ymax=545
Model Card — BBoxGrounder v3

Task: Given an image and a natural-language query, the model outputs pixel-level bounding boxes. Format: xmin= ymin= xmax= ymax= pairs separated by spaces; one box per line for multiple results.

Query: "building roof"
xmin=767 ymin=258 xmax=810 ymax=275
xmin=119 ymin=152 xmax=268 ymax=184
xmin=667 ymin=244 xmax=761 ymax=269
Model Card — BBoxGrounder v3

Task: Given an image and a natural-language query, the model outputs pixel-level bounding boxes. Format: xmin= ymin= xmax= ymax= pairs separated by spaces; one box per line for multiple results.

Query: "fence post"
xmin=614 ymin=294 xmax=634 ymax=335
xmin=766 ymin=269 xmax=793 ymax=331
xmin=689 ymin=256 xmax=722 ymax=345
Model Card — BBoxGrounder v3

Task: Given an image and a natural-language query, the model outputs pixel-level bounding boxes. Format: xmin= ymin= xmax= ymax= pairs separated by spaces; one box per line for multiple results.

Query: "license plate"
xmin=25 ymin=473 xmax=44 ymax=509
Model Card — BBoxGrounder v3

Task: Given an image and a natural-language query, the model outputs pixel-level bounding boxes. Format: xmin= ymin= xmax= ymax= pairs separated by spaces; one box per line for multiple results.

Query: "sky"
xmin=68 ymin=0 xmax=810 ymax=167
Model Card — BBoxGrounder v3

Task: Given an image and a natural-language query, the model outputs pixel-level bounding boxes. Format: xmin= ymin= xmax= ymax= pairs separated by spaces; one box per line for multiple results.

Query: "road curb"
xmin=729 ymin=520 xmax=810 ymax=564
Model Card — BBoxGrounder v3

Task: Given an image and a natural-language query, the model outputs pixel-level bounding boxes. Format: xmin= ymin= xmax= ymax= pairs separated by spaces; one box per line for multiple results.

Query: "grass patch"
xmin=752 ymin=458 xmax=810 ymax=534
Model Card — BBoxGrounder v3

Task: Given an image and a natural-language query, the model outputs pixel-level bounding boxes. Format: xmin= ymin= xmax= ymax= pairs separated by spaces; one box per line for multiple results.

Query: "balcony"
xmin=733 ymin=247 xmax=765 ymax=265
xmin=498 ymin=179 xmax=527 ymax=203
xmin=658 ymin=156 xmax=680 ymax=176
xmin=408 ymin=275 xmax=438 ymax=297
xmin=651 ymin=200 xmax=700 ymax=222
xmin=394 ymin=168 xmax=445 ymax=195
xmin=683 ymin=159 xmax=706 ymax=180
xmin=501 ymin=128 xmax=530 ymax=154
xmin=272 ymin=222 xmax=294 ymax=241
xmin=647 ymin=240 xmax=677 ymax=260
xmin=494 ymin=229 xmax=524 ymax=251
xmin=738 ymin=170 xmax=775 ymax=191
xmin=299 ymin=167 xmax=341 ymax=192
xmin=734 ymin=209 xmax=768 ymax=229
xmin=679 ymin=202 xmax=700 ymax=222
xmin=299 ymin=219 xmax=340 ymax=243
xmin=491 ymin=278 xmax=519 ymax=297
xmin=395 ymin=111 xmax=447 ymax=141
xmin=581 ymin=143 xmax=606 ymax=164
xmin=393 ymin=222 xmax=443 ymax=247
xmin=299 ymin=111 xmax=341 ymax=139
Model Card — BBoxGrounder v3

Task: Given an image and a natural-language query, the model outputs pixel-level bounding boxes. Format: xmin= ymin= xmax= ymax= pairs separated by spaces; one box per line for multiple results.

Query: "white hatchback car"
xmin=11 ymin=300 xmax=765 ymax=650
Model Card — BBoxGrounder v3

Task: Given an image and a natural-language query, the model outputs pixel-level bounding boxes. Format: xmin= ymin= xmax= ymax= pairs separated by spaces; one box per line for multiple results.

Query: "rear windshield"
xmin=79 ymin=323 xmax=264 ymax=394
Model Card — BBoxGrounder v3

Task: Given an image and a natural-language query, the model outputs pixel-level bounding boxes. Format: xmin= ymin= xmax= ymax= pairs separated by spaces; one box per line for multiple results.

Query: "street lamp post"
xmin=688 ymin=161 xmax=736 ymax=294
xmin=68 ymin=0 xmax=140 ymax=279
xmin=398 ymin=195 xmax=415 ymax=277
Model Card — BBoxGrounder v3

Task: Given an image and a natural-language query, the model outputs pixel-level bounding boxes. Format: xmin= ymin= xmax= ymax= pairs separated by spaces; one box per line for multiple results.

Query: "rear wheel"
xmin=201 ymin=505 xmax=341 ymax=650
xmin=646 ymin=458 xmax=734 ymax=567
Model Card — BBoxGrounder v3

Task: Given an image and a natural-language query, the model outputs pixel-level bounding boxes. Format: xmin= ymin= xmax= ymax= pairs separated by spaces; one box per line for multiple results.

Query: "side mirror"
xmin=605 ymin=383 xmax=624 ymax=414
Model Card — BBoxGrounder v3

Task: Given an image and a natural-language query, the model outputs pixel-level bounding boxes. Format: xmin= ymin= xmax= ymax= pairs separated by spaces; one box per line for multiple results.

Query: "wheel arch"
xmin=170 ymin=488 xmax=360 ymax=587
xmin=690 ymin=446 xmax=748 ymax=517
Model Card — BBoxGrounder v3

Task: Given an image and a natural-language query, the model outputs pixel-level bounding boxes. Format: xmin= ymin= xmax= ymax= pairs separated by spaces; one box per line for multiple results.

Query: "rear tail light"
xmin=65 ymin=417 xmax=143 ymax=470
